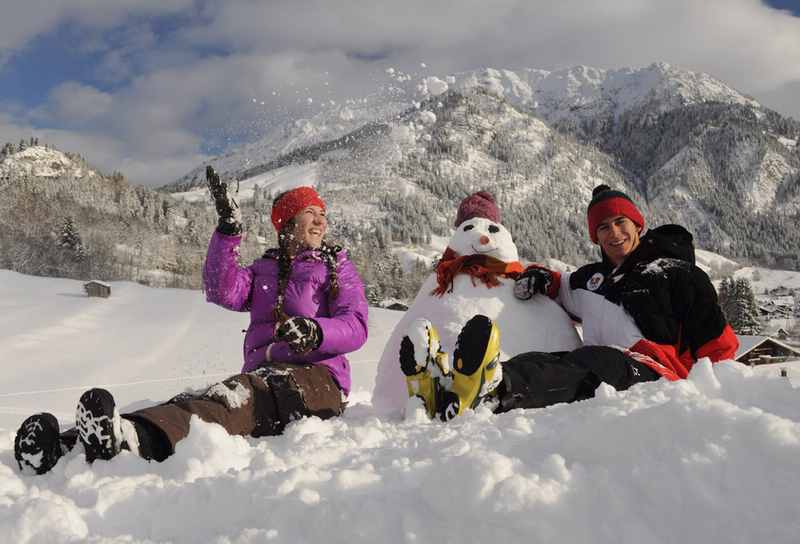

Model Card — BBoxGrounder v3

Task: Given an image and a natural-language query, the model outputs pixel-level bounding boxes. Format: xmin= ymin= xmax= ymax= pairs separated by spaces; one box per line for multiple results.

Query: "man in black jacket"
xmin=406 ymin=185 xmax=739 ymax=420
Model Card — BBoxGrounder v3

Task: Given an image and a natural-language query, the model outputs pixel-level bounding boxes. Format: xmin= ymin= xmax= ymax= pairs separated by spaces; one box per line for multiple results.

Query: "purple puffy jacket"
xmin=203 ymin=230 xmax=368 ymax=394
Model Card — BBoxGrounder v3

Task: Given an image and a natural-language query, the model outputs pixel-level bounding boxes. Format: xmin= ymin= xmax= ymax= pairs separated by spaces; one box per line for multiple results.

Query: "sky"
xmin=1 ymin=0 xmax=800 ymax=186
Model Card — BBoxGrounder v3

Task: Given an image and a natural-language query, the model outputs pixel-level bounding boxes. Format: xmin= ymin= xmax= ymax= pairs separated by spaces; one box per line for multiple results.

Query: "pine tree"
xmin=717 ymin=277 xmax=735 ymax=322
xmin=59 ymin=216 xmax=82 ymax=250
xmin=732 ymin=278 xmax=762 ymax=335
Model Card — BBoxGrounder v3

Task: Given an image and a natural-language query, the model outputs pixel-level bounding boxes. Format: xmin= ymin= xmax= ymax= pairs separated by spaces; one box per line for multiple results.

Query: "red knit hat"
xmin=586 ymin=185 xmax=645 ymax=243
xmin=271 ymin=186 xmax=326 ymax=231
xmin=454 ymin=191 xmax=500 ymax=227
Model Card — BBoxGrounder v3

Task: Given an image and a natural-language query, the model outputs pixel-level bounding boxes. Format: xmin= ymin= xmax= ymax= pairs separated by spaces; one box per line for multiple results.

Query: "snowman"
xmin=372 ymin=191 xmax=582 ymax=416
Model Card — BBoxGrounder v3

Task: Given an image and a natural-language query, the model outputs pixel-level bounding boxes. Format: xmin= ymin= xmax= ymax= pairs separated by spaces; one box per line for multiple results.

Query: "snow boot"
xmin=399 ymin=318 xmax=451 ymax=418
xmin=440 ymin=314 xmax=502 ymax=421
xmin=14 ymin=413 xmax=71 ymax=475
xmin=76 ymin=388 xmax=139 ymax=463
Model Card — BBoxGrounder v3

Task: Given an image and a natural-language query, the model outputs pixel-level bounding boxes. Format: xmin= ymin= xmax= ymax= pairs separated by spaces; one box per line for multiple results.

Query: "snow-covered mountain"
xmin=166 ymin=62 xmax=800 ymax=279
xmin=0 ymin=145 xmax=228 ymax=288
xmin=3 ymin=62 xmax=799 ymax=300
xmin=168 ymin=62 xmax=762 ymax=190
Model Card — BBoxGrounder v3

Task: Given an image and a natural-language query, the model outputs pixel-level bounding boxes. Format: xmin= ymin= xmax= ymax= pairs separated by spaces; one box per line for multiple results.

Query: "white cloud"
xmin=0 ymin=0 xmax=192 ymax=59
xmin=47 ymin=82 xmax=114 ymax=123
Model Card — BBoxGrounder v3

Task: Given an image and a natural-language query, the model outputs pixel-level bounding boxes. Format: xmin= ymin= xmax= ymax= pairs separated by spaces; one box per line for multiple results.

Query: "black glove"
xmin=513 ymin=266 xmax=554 ymax=300
xmin=275 ymin=317 xmax=322 ymax=354
xmin=206 ymin=166 xmax=242 ymax=235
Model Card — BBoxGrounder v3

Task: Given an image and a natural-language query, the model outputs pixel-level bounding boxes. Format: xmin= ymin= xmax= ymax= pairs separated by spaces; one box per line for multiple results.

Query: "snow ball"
xmin=11 ymin=495 xmax=88 ymax=543
xmin=595 ymin=382 xmax=618 ymax=400
xmin=205 ymin=380 xmax=251 ymax=409
xmin=404 ymin=397 xmax=430 ymax=422
xmin=763 ymin=414 xmax=800 ymax=447
xmin=424 ymin=76 xmax=449 ymax=96
xmin=688 ymin=357 xmax=721 ymax=393
xmin=0 ymin=463 xmax=27 ymax=501
xmin=166 ymin=416 xmax=252 ymax=482
xmin=334 ymin=464 xmax=381 ymax=490
xmin=285 ymin=415 xmax=334 ymax=442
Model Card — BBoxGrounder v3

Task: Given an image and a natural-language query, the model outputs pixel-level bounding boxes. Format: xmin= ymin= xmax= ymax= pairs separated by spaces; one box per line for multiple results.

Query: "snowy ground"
xmin=2 ymin=269 xmax=800 ymax=543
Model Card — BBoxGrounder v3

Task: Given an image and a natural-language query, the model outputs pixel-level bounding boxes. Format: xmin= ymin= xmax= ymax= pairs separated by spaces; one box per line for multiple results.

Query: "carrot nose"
xmin=479 ymin=235 xmax=490 ymax=245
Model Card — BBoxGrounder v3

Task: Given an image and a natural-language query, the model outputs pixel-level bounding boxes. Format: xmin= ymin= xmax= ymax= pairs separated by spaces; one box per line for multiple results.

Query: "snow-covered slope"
xmin=0 ymin=146 xmax=99 ymax=180
xmin=1 ymin=269 xmax=800 ymax=543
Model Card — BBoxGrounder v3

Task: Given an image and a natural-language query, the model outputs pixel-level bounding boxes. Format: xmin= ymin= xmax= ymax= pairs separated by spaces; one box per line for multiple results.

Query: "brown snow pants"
xmin=125 ymin=363 xmax=344 ymax=454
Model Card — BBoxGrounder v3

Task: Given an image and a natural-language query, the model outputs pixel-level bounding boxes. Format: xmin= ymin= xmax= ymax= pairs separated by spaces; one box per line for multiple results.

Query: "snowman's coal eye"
xmin=463 ymin=225 xmax=474 ymax=231
xmin=489 ymin=225 xmax=499 ymax=233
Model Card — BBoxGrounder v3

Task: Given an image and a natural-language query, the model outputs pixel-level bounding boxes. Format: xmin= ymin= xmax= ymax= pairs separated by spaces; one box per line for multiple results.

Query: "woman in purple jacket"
xmin=13 ymin=168 xmax=368 ymax=475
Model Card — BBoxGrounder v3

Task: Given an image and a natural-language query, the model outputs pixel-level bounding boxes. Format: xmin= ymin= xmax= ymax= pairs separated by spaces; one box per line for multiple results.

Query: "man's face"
xmin=291 ymin=205 xmax=327 ymax=249
xmin=596 ymin=214 xmax=641 ymax=267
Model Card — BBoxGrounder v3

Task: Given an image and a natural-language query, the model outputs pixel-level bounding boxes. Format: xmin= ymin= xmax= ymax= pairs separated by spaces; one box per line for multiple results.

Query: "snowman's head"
xmin=448 ymin=217 xmax=519 ymax=262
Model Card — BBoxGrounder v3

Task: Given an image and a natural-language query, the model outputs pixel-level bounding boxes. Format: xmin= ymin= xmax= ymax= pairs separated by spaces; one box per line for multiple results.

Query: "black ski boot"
xmin=76 ymin=388 xmax=126 ymax=463
xmin=14 ymin=413 xmax=70 ymax=474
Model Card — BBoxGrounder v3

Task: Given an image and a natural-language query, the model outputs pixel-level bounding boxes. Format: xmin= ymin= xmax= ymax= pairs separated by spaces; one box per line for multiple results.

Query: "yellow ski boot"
xmin=440 ymin=315 xmax=502 ymax=421
xmin=399 ymin=318 xmax=450 ymax=418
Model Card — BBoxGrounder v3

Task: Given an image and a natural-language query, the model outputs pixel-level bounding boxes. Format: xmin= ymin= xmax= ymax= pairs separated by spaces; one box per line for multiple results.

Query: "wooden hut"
xmin=84 ymin=280 xmax=111 ymax=298
xmin=735 ymin=335 xmax=800 ymax=365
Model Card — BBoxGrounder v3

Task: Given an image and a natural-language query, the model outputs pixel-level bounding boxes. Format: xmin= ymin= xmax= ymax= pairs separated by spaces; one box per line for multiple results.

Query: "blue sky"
xmin=2 ymin=0 xmax=800 ymax=185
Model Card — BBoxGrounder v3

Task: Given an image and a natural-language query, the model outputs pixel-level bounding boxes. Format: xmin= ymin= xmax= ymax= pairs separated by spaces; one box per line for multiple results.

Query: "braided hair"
xmin=270 ymin=196 xmax=342 ymax=324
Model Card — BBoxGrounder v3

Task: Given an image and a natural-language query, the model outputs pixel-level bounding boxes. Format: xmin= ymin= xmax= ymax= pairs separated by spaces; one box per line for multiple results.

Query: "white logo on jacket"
xmin=587 ymin=272 xmax=605 ymax=291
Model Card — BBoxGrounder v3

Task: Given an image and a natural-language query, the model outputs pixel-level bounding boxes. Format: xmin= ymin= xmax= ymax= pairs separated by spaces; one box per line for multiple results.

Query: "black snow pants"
xmin=494 ymin=345 xmax=660 ymax=413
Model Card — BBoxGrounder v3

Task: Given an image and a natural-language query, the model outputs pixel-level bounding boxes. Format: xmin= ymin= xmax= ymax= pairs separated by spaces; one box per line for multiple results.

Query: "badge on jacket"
xmin=587 ymin=272 xmax=604 ymax=291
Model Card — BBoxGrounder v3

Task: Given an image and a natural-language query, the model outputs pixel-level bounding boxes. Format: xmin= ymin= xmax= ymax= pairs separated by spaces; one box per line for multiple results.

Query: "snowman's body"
xmin=372 ymin=216 xmax=582 ymax=415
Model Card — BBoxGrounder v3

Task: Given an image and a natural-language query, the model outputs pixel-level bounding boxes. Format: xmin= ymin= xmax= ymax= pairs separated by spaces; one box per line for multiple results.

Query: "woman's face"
xmin=290 ymin=205 xmax=327 ymax=250
xmin=596 ymin=214 xmax=641 ymax=267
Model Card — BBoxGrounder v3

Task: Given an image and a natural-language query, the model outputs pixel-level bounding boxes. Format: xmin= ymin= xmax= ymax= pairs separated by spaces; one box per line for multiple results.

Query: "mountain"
xmin=0 ymin=144 xmax=256 ymax=288
xmin=166 ymin=63 xmax=800 ymax=282
xmin=3 ymin=63 xmax=799 ymax=299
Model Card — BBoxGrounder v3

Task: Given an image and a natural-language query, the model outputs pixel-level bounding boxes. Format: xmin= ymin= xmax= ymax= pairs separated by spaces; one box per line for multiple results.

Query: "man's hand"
xmin=206 ymin=166 xmax=242 ymax=235
xmin=275 ymin=317 xmax=322 ymax=354
xmin=513 ymin=266 xmax=554 ymax=300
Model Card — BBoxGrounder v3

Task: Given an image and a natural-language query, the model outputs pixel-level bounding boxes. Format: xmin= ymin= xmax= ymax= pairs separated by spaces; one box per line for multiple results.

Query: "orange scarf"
xmin=432 ymin=248 xmax=524 ymax=297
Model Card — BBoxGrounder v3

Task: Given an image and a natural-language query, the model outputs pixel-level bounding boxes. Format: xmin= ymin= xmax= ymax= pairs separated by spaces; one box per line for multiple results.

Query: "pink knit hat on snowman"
xmin=454 ymin=191 xmax=501 ymax=227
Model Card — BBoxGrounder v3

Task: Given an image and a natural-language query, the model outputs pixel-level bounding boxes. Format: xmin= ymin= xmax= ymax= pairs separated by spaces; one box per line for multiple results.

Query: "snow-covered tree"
xmin=59 ymin=216 xmax=82 ymax=251
xmin=728 ymin=278 xmax=762 ymax=335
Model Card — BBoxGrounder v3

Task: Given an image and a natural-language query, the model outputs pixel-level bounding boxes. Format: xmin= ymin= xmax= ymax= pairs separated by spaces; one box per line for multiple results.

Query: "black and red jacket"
xmin=540 ymin=224 xmax=738 ymax=380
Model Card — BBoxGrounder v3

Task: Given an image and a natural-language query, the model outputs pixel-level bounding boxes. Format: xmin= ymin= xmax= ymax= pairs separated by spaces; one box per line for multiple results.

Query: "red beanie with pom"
xmin=586 ymin=185 xmax=645 ymax=243
xmin=271 ymin=186 xmax=326 ymax=231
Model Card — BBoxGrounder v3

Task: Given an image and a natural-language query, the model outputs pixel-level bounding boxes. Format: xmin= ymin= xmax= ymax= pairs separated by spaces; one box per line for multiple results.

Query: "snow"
xmin=2 ymin=268 xmax=800 ymax=543
xmin=171 ymin=162 xmax=321 ymax=204
xmin=0 ymin=146 xmax=93 ymax=180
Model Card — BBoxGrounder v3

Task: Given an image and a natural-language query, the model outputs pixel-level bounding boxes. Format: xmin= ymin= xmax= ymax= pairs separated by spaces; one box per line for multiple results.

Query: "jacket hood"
xmin=640 ymin=224 xmax=695 ymax=264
